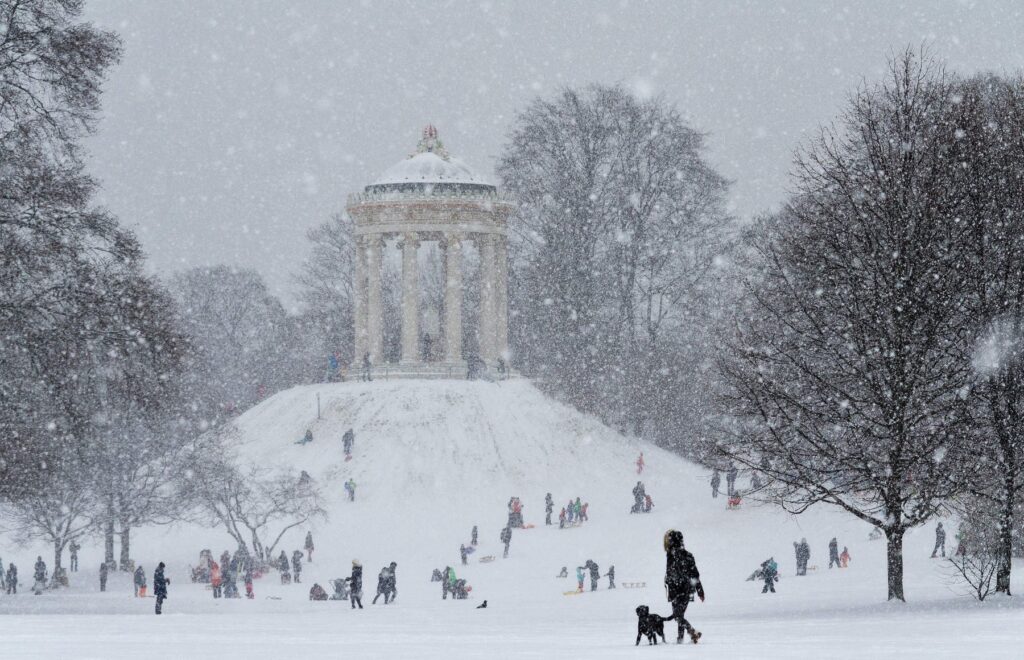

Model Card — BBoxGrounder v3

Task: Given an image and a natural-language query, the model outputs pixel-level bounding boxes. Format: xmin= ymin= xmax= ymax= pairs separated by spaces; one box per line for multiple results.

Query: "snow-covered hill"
xmin=1 ymin=379 xmax=1021 ymax=659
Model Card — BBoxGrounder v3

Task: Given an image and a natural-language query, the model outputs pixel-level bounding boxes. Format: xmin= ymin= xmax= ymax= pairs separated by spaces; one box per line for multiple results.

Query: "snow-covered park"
xmin=2 ymin=381 xmax=1022 ymax=658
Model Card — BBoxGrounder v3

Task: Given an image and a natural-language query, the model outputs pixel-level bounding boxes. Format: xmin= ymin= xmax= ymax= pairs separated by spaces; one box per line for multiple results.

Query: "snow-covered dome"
xmin=364 ymin=125 xmax=495 ymax=194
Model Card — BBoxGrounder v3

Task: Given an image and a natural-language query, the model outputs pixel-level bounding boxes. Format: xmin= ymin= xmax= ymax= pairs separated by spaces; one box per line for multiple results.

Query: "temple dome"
xmin=364 ymin=125 xmax=495 ymax=194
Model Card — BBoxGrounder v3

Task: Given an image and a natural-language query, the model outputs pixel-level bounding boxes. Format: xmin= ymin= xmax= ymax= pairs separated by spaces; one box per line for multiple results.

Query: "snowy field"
xmin=1 ymin=380 xmax=1021 ymax=659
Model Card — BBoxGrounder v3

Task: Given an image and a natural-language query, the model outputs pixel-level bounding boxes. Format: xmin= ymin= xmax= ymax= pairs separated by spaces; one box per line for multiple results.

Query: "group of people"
xmin=437 ymin=565 xmax=471 ymax=600
xmin=558 ymin=497 xmax=589 ymax=527
xmin=568 ymin=560 xmax=614 ymax=591
xmin=630 ymin=481 xmax=654 ymax=513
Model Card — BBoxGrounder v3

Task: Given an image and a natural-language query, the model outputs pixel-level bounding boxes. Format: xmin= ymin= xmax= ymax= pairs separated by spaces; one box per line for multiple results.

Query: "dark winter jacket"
xmin=349 ymin=564 xmax=363 ymax=594
xmin=587 ymin=561 xmax=600 ymax=580
xmin=33 ymin=559 xmax=46 ymax=582
xmin=134 ymin=566 xmax=146 ymax=587
xmin=829 ymin=538 xmax=839 ymax=559
xmin=292 ymin=552 xmax=303 ymax=574
xmin=545 ymin=494 xmax=553 ymax=513
xmin=664 ymin=531 xmax=704 ymax=603
xmin=154 ymin=563 xmax=168 ymax=597
xmin=279 ymin=552 xmax=290 ymax=574
xmin=500 ymin=527 xmax=512 ymax=544
xmin=305 ymin=532 xmax=314 ymax=551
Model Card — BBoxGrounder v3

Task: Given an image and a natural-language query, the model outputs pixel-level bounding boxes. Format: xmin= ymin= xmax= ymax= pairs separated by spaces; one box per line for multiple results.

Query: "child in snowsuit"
xmin=575 ymin=566 xmax=584 ymax=592
xmin=580 ymin=502 xmax=589 ymax=521
xmin=840 ymin=547 xmax=851 ymax=568
xmin=559 ymin=508 xmax=566 ymax=528
xmin=134 ymin=565 xmax=147 ymax=597
xmin=606 ymin=565 xmax=616 ymax=589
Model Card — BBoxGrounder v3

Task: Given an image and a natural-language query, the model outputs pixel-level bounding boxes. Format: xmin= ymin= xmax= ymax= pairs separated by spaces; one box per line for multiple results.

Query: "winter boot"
xmin=690 ymin=630 xmax=702 ymax=644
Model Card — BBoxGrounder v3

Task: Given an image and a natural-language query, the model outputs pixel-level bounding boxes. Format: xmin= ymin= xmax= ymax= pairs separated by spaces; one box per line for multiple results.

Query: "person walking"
xmin=545 ymin=493 xmax=553 ymax=526
xmin=931 ymin=523 xmax=946 ymax=558
xmin=32 ymin=556 xmax=47 ymax=594
xmin=711 ymin=469 xmax=721 ymax=498
xmin=726 ymin=463 xmax=738 ymax=497
xmin=348 ymin=560 xmax=363 ymax=609
xmin=500 ymin=526 xmax=512 ymax=558
xmin=134 ymin=565 xmax=147 ymax=597
xmin=6 ymin=562 xmax=17 ymax=594
xmin=69 ymin=541 xmax=80 ymax=572
xmin=840 ymin=546 xmax=851 ymax=568
xmin=153 ymin=562 xmax=169 ymax=615
xmin=292 ymin=550 xmax=304 ymax=584
xmin=636 ymin=452 xmax=645 ymax=474
xmin=664 ymin=530 xmax=704 ymax=645
xmin=343 ymin=428 xmax=355 ymax=457
xmin=305 ymin=532 xmax=315 ymax=562
xmin=99 ymin=562 xmax=108 ymax=593
xmin=586 ymin=560 xmax=600 ymax=592
xmin=372 ymin=564 xmax=391 ymax=604
xmin=760 ymin=558 xmax=779 ymax=594
xmin=471 ymin=525 xmax=478 ymax=546
xmin=606 ymin=564 xmax=616 ymax=589
xmin=828 ymin=537 xmax=841 ymax=569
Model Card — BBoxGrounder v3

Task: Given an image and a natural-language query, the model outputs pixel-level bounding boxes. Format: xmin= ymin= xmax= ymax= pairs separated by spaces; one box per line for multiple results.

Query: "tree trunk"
xmin=119 ymin=522 xmax=131 ymax=572
xmin=885 ymin=527 xmax=905 ymax=602
xmin=53 ymin=539 xmax=63 ymax=574
xmin=104 ymin=517 xmax=115 ymax=569
xmin=995 ymin=462 xmax=1014 ymax=595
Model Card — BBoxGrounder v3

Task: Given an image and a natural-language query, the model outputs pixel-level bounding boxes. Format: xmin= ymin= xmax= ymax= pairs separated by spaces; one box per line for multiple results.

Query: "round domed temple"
xmin=347 ymin=126 xmax=514 ymax=377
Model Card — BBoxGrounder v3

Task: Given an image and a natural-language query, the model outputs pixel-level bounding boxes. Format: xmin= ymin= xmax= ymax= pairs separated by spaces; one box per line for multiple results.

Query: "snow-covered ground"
xmin=0 ymin=379 xmax=1021 ymax=658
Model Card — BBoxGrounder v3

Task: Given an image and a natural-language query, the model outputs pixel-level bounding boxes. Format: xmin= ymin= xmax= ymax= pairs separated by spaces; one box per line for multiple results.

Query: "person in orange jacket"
xmin=840 ymin=547 xmax=851 ymax=568
xmin=210 ymin=560 xmax=222 ymax=598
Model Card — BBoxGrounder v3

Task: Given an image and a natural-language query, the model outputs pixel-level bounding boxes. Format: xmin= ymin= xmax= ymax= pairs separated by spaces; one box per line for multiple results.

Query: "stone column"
xmin=353 ymin=235 xmax=368 ymax=363
xmin=495 ymin=234 xmax=509 ymax=362
xmin=443 ymin=233 xmax=463 ymax=363
xmin=366 ymin=234 xmax=384 ymax=364
xmin=400 ymin=232 xmax=420 ymax=364
xmin=478 ymin=234 xmax=497 ymax=364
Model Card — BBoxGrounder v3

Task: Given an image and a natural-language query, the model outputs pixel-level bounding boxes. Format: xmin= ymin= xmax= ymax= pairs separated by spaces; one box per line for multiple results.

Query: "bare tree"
xmin=717 ymin=50 xmax=974 ymax=601
xmin=180 ymin=431 xmax=327 ymax=563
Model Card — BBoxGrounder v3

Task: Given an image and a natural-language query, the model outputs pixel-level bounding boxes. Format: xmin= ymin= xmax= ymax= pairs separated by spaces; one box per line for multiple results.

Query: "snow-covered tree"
xmin=499 ymin=85 xmax=733 ymax=451
xmin=717 ymin=50 xmax=974 ymax=602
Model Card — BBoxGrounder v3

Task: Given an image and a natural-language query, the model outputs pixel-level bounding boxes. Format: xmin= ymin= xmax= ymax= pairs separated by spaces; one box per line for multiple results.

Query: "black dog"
xmin=635 ymin=605 xmax=674 ymax=646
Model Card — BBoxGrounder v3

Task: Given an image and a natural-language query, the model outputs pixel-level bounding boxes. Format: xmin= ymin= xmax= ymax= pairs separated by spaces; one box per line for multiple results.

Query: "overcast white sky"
xmin=83 ymin=0 xmax=1024 ymax=304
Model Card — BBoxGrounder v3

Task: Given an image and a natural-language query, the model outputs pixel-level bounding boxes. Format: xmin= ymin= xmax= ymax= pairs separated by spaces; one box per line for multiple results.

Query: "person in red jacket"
xmin=210 ymin=560 xmax=222 ymax=599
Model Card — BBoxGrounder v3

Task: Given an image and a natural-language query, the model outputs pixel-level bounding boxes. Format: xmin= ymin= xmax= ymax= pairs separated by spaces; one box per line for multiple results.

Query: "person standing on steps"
xmin=153 ymin=562 xmax=169 ymax=615
xmin=726 ymin=463 xmax=738 ymax=497
xmin=664 ymin=530 xmax=704 ymax=645
xmin=828 ymin=537 xmax=841 ymax=569
xmin=348 ymin=560 xmax=363 ymax=609
xmin=99 ymin=562 xmax=108 ymax=592
xmin=471 ymin=525 xmax=478 ymax=546
xmin=305 ymin=532 xmax=315 ymax=562
xmin=500 ymin=526 xmax=512 ymax=558
xmin=931 ymin=523 xmax=946 ymax=558
xmin=545 ymin=493 xmax=553 ymax=525
xmin=711 ymin=469 xmax=721 ymax=499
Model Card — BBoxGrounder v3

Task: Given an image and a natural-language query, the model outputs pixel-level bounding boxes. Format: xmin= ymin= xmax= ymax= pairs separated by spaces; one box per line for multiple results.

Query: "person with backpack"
xmin=153 ymin=562 xmax=169 ymax=615
xmin=664 ymin=530 xmax=704 ymax=645
xmin=305 ymin=532 xmax=315 ymax=562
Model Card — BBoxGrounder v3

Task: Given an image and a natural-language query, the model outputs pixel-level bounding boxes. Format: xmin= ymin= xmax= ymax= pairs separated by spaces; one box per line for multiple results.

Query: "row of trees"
xmin=716 ymin=50 xmax=1024 ymax=601
xmin=0 ymin=1 xmax=324 ymax=576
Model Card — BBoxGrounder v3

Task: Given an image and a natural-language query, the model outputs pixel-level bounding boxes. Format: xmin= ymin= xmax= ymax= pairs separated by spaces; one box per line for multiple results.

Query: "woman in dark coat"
xmin=664 ymin=530 xmax=704 ymax=644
